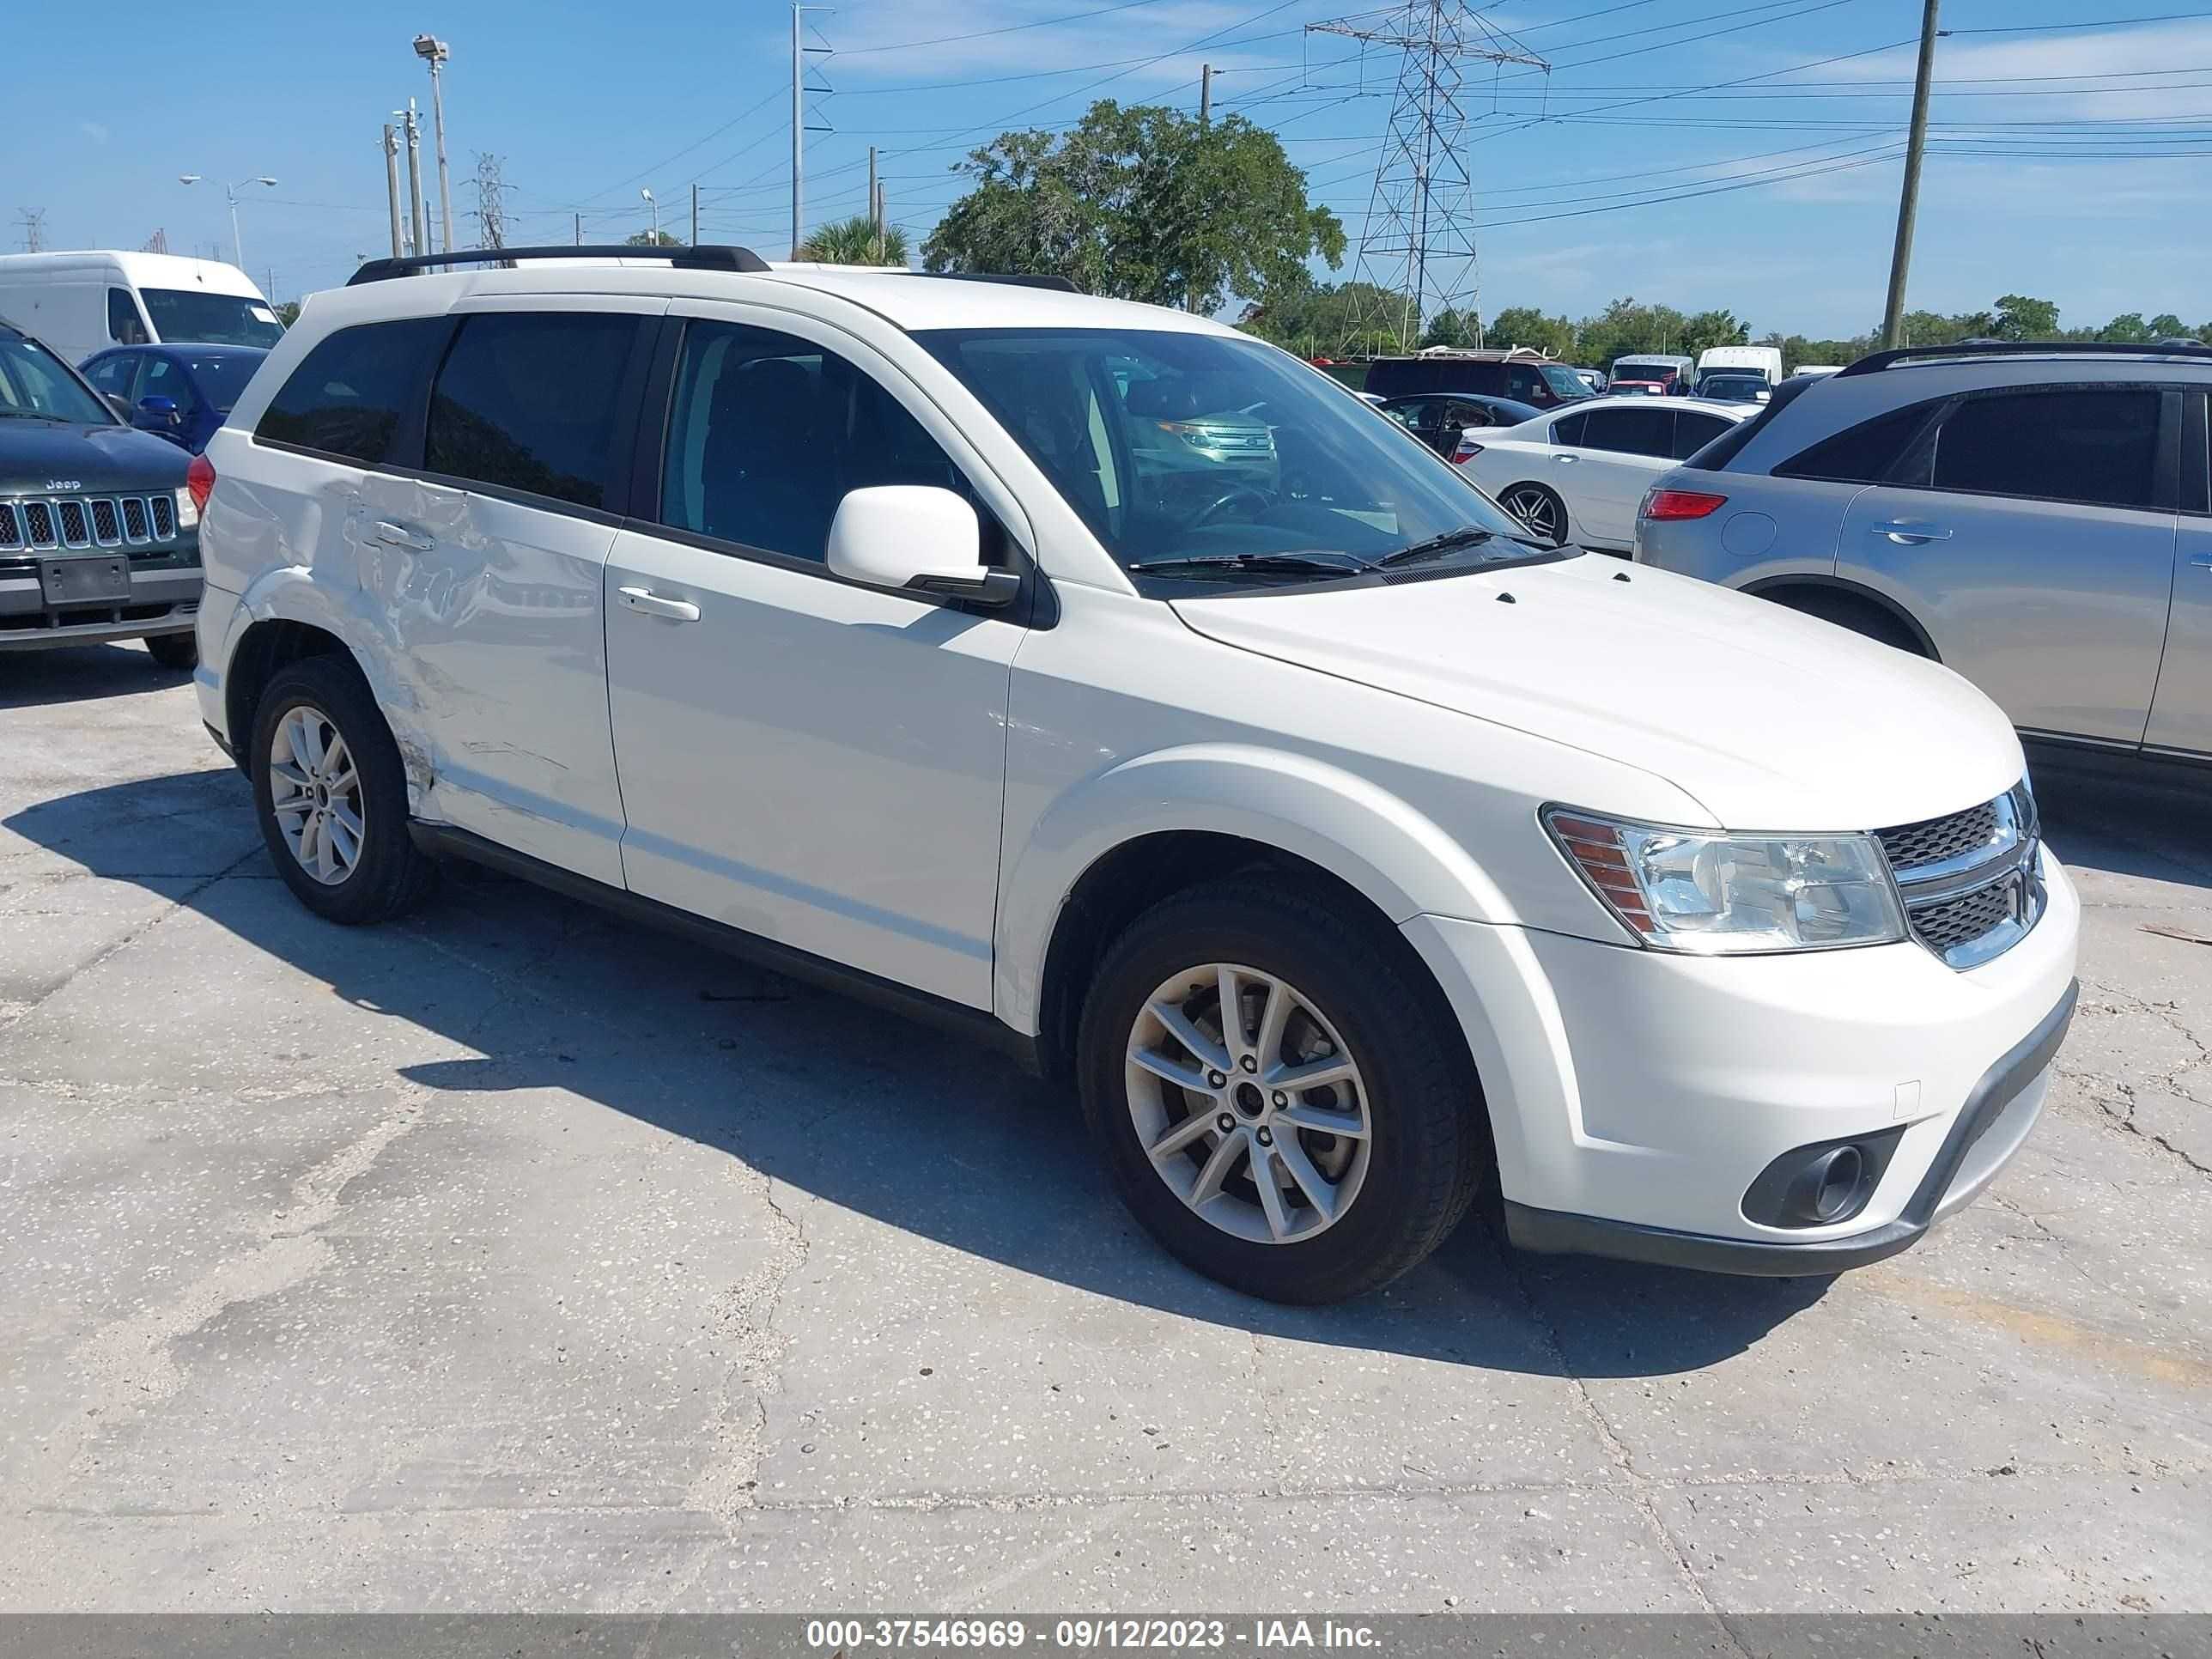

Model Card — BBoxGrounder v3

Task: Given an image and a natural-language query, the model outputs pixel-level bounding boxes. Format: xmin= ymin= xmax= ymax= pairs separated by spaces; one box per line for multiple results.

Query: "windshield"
xmin=0 ymin=337 xmax=113 ymax=425
xmin=1540 ymin=365 xmax=1594 ymax=399
xmin=916 ymin=328 xmax=1534 ymax=582
xmin=141 ymin=289 xmax=285 ymax=349
xmin=180 ymin=351 xmax=266 ymax=410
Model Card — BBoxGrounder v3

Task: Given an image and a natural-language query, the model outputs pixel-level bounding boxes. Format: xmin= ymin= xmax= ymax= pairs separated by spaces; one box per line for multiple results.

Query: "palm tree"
xmin=795 ymin=215 xmax=909 ymax=266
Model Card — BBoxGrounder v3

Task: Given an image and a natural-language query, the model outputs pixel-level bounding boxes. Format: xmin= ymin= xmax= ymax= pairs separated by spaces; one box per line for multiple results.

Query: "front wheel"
xmin=1496 ymin=482 xmax=1568 ymax=547
xmin=250 ymin=655 xmax=438 ymax=924
xmin=1078 ymin=880 xmax=1488 ymax=1304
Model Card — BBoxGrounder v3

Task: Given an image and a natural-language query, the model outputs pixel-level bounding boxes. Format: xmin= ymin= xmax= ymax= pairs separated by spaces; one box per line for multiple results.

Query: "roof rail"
xmin=347 ymin=244 xmax=771 ymax=286
xmin=904 ymin=270 xmax=1080 ymax=294
xmin=1837 ymin=338 xmax=2212 ymax=377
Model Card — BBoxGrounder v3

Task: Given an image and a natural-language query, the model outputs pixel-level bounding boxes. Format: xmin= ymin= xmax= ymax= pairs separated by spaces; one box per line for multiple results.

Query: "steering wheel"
xmin=1194 ymin=485 xmax=1272 ymax=528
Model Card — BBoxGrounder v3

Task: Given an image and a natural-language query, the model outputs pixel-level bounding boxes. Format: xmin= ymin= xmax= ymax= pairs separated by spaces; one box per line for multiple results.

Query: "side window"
xmin=85 ymin=355 xmax=138 ymax=398
xmin=1775 ymin=403 xmax=1939 ymax=484
xmin=257 ymin=317 xmax=447 ymax=465
xmin=1930 ymin=387 xmax=2163 ymax=511
xmin=1672 ymin=411 xmax=1731 ymax=459
xmin=1579 ymin=407 xmax=1674 ymax=457
xmin=141 ymin=356 xmax=201 ymax=418
xmin=106 ymin=288 xmax=149 ymax=345
xmin=425 ymin=313 xmax=641 ymax=509
xmin=1505 ymin=368 xmax=1540 ymax=400
xmin=658 ymin=319 xmax=969 ymax=564
xmin=1551 ymin=410 xmax=1589 ymax=447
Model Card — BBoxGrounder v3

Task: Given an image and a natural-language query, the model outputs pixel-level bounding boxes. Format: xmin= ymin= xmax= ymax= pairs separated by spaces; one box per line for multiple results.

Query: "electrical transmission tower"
xmin=16 ymin=208 xmax=46 ymax=253
xmin=143 ymin=228 xmax=169 ymax=254
xmin=1307 ymin=2 xmax=1547 ymax=353
xmin=473 ymin=152 xmax=508 ymax=251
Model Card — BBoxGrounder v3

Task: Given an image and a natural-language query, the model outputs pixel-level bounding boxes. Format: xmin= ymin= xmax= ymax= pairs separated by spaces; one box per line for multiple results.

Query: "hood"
xmin=0 ymin=422 xmax=189 ymax=494
xmin=1170 ymin=554 xmax=2024 ymax=831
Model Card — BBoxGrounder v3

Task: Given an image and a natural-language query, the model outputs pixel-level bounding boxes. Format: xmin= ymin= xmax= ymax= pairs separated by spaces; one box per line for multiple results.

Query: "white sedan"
xmin=1457 ymin=396 xmax=1751 ymax=553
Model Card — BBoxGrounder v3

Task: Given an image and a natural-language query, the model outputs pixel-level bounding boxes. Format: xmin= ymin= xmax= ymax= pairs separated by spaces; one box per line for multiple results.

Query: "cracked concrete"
xmin=1 ymin=643 xmax=2207 ymax=1613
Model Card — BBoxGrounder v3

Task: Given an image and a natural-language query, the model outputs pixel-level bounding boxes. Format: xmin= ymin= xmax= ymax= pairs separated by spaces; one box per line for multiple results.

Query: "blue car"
xmin=78 ymin=342 xmax=269 ymax=455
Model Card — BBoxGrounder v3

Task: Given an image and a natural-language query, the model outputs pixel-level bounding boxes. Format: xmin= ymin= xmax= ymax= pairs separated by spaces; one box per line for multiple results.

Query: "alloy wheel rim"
xmin=269 ymin=705 xmax=364 ymax=886
xmin=1124 ymin=962 xmax=1373 ymax=1246
xmin=1503 ymin=486 xmax=1561 ymax=543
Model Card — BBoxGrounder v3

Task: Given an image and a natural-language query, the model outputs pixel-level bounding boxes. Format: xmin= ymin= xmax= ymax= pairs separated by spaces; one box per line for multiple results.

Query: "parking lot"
xmin=1 ymin=640 xmax=2206 ymax=1613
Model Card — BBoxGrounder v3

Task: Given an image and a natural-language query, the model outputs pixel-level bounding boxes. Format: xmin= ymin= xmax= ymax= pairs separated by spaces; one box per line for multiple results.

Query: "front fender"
xmin=994 ymin=743 xmax=1514 ymax=1035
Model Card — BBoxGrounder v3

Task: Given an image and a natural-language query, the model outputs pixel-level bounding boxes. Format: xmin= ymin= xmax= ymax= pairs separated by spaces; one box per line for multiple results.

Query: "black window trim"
xmin=623 ymin=313 xmax=1054 ymax=627
xmin=1862 ymin=380 xmax=2181 ymax=514
xmin=2185 ymin=390 xmax=2209 ymax=517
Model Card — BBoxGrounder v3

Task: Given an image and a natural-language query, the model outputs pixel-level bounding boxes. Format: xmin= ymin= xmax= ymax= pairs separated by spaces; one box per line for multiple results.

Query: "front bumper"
xmin=1401 ymin=844 xmax=2081 ymax=1273
xmin=0 ymin=555 xmax=202 ymax=651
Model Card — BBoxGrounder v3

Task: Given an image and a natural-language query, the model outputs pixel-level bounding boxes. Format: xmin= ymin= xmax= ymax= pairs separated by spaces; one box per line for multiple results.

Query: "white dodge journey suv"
xmin=189 ymin=246 xmax=2079 ymax=1303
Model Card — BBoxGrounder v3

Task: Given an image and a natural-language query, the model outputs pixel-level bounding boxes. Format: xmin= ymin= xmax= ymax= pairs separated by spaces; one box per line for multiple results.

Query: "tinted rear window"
xmin=1775 ymin=402 xmax=1935 ymax=484
xmin=424 ymin=313 xmax=641 ymax=509
xmin=1931 ymin=388 xmax=2161 ymax=510
xmin=256 ymin=318 xmax=445 ymax=464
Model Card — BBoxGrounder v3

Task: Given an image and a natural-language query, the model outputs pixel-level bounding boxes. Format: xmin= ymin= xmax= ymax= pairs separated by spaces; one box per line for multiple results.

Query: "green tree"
xmin=2146 ymin=313 xmax=2189 ymax=337
xmin=924 ymin=100 xmax=1344 ymax=314
xmin=1990 ymin=294 xmax=2061 ymax=340
xmin=1419 ymin=307 xmax=1480 ymax=349
xmin=2098 ymin=312 xmax=2152 ymax=343
xmin=624 ymin=229 xmax=682 ymax=247
xmin=1680 ymin=308 xmax=1750 ymax=355
xmin=1487 ymin=306 xmax=1577 ymax=359
xmin=1575 ymin=296 xmax=1692 ymax=368
xmin=796 ymin=215 xmax=910 ymax=265
xmin=272 ymin=300 xmax=302 ymax=329
xmin=1239 ymin=281 xmax=1412 ymax=357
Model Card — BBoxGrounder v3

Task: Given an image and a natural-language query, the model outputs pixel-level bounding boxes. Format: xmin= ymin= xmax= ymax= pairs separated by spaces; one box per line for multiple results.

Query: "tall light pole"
xmin=1879 ymin=0 xmax=1942 ymax=350
xmin=641 ymin=188 xmax=659 ymax=245
xmin=413 ymin=34 xmax=454 ymax=255
xmin=179 ymin=173 xmax=276 ymax=268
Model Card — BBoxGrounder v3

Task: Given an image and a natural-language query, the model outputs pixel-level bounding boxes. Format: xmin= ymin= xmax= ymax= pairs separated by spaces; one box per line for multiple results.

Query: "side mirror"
xmin=137 ymin=395 xmax=180 ymax=426
xmin=826 ymin=485 xmax=1019 ymax=607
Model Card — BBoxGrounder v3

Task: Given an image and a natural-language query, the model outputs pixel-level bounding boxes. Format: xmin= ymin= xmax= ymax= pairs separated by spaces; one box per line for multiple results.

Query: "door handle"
xmin=372 ymin=520 xmax=434 ymax=553
xmin=1870 ymin=521 xmax=1953 ymax=545
xmin=1553 ymin=453 xmax=1577 ymax=464
xmin=618 ymin=585 xmax=701 ymax=622
xmin=2191 ymin=551 xmax=2212 ymax=569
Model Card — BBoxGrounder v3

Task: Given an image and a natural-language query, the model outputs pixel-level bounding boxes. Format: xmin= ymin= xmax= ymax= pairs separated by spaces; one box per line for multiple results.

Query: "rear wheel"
xmin=1078 ymin=879 xmax=1488 ymax=1304
xmin=250 ymin=655 xmax=438 ymax=924
xmin=144 ymin=631 xmax=198 ymax=671
xmin=1764 ymin=587 xmax=1928 ymax=656
xmin=1497 ymin=482 xmax=1568 ymax=547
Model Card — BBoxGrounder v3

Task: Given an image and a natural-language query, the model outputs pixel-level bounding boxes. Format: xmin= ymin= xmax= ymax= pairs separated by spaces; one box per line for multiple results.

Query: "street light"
xmin=179 ymin=173 xmax=276 ymax=268
xmin=641 ymin=187 xmax=659 ymax=244
xmin=412 ymin=34 xmax=453 ymax=254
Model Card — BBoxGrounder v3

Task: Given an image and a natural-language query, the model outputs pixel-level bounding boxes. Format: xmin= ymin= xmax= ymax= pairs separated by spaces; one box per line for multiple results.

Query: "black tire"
xmin=1765 ymin=587 xmax=1928 ymax=656
xmin=144 ymin=631 xmax=198 ymax=671
xmin=1077 ymin=878 xmax=1490 ymax=1304
xmin=1497 ymin=482 xmax=1569 ymax=547
xmin=250 ymin=655 xmax=439 ymax=925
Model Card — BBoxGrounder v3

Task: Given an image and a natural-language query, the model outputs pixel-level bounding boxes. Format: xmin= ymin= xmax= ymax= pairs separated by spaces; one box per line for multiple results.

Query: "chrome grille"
xmin=1877 ymin=783 xmax=2042 ymax=969
xmin=1 ymin=494 xmax=179 ymax=552
xmin=1876 ymin=801 xmax=2001 ymax=873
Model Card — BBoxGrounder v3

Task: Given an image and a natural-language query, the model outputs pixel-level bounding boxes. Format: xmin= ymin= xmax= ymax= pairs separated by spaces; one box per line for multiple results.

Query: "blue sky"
xmin=11 ymin=0 xmax=2209 ymax=337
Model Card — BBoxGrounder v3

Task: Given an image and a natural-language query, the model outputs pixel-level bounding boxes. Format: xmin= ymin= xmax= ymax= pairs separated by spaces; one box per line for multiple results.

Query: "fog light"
xmin=1741 ymin=1128 xmax=1903 ymax=1230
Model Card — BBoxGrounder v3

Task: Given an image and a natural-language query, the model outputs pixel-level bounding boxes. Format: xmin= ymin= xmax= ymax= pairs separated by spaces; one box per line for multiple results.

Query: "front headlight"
xmin=1545 ymin=806 xmax=1905 ymax=954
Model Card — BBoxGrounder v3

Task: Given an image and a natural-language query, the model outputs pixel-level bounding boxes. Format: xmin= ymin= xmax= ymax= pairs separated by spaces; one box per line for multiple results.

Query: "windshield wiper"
xmin=1374 ymin=526 xmax=1499 ymax=568
xmin=1125 ymin=551 xmax=1371 ymax=577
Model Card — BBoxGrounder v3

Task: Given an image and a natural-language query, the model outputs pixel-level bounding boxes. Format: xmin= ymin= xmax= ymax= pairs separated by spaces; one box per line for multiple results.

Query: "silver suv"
xmin=1634 ymin=342 xmax=2211 ymax=769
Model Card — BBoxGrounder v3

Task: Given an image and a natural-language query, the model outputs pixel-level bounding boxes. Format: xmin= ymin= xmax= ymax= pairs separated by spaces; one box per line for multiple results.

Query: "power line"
xmin=835 ymin=0 xmax=1180 ymax=58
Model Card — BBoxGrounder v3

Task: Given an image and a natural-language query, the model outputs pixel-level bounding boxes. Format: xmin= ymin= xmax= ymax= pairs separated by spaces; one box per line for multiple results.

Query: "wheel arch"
xmin=1742 ymin=574 xmax=1939 ymax=659
xmin=999 ymin=744 xmax=1513 ymax=1075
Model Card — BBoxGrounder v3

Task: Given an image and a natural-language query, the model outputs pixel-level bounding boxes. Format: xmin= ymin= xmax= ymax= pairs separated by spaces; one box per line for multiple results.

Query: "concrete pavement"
xmin=1 ymin=641 xmax=2206 ymax=1613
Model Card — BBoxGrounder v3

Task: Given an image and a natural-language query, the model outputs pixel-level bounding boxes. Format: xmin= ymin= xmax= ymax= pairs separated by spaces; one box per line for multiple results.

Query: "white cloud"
xmin=78 ymin=120 xmax=109 ymax=144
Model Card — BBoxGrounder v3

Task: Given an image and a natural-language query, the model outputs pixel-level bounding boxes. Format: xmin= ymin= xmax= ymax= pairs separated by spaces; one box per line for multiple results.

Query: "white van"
xmin=1695 ymin=344 xmax=1784 ymax=387
xmin=0 ymin=252 xmax=283 ymax=366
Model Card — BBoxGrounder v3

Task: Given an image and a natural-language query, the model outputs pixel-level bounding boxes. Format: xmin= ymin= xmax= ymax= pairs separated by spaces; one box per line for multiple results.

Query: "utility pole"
xmin=475 ymin=153 xmax=507 ymax=251
xmin=382 ymin=125 xmax=404 ymax=258
xmin=867 ymin=146 xmax=878 ymax=259
xmin=791 ymin=3 xmax=831 ymax=257
xmin=414 ymin=36 xmax=454 ymax=253
xmin=875 ymin=179 xmax=888 ymax=261
xmin=574 ymin=211 xmax=582 ymax=246
xmin=690 ymin=182 xmax=700 ymax=246
xmin=401 ymin=100 xmax=428 ymax=258
xmin=1881 ymin=0 xmax=1942 ymax=350
xmin=1309 ymin=1 xmax=1547 ymax=352
xmin=1199 ymin=63 xmax=1213 ymax=127
xmin=16 ymin=208 xmax=46 ymax=253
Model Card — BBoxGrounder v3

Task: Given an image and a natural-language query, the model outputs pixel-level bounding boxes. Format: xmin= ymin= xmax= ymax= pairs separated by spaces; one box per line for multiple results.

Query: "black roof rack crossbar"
xmin=348 ymin=244 xmax=771 ymax=285
xmin=1838 ymin=338 xmax=2212 ymax=377
xmin=904 ymin=270 xmax=1080 ymax=293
